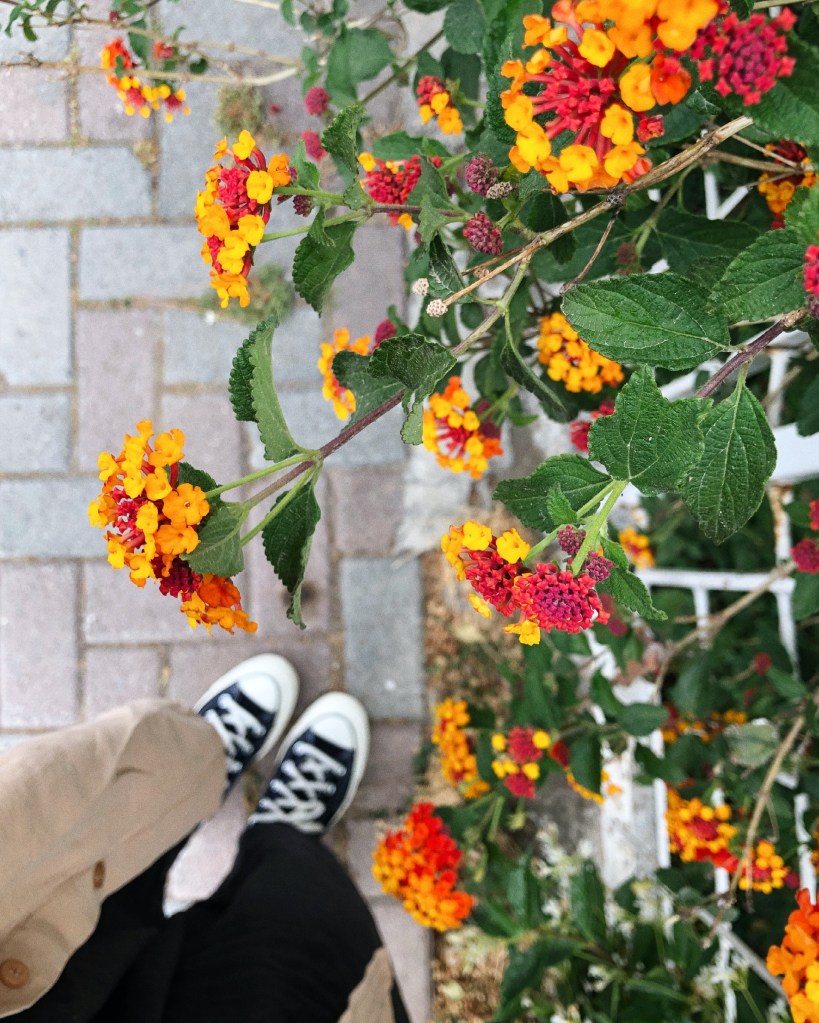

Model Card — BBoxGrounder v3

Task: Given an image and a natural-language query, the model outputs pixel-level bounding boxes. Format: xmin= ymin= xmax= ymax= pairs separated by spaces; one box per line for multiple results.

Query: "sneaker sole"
xmin=194 ymin=653 xmax=300 ymax=769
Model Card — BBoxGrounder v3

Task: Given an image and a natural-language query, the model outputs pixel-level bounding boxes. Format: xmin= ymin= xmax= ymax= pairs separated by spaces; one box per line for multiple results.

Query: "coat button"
xmin=0 ymin=959 xmax=30 ymax=989
xmin=92 ymin=861 xmax=106 ymax=889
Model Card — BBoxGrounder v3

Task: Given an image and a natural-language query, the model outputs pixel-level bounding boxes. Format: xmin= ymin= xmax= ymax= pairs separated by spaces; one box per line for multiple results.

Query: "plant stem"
xmin=274 ymin=186 xmax=347 ymax=201
xmin=241 ymin=464 xmax=318 ymax=545
xmin=571 ymin=480 xmax=628 ymax=576
xmin=261 ymin=209 xmax=362 ymax=242
xmin=574 ymin=481 xmax=617 ymax=519
xmin=203 ymin=454 xmax=312 ymax=499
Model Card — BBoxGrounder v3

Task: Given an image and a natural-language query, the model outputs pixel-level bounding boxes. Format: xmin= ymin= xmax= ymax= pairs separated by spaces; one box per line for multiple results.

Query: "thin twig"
xmin=734 ymin=134 xmax=805 ymax=169
xmin=559 ymin=211 xmax=620 ymax=294
xmin=697 ymin=308 xmax=807 ymax=399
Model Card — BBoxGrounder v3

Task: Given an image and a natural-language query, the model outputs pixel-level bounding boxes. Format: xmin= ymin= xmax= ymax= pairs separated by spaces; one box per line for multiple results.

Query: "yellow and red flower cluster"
xmin=318 ymin=328 xmax=373 ymax=421
xmin=423 ymin=377 xmax=503 ymax=480
xmin=666 ymin=789 xmax=737 ymax=864
xmin=89 ymin=421 xmax=256 ymax=635
xmin=432 ymin=699 xmax=490 ymax=800
xmin=617 ymin=527 xmax=655 ymax=569
xmin=491 ymin=726 xmax=551 ymax=799
xmin=537 ymin=312 xmax=624 ymax=394
xmin=768 ymin=889 xmax=819 ymax=1023
xmin=442 ymin=520 xmax=609 ymax=645
xmin=372 ymin=802 xmax=474 ymax=931
xmin=758 ymin=141 xmax=817 ymax=229
xmin=548 ymin=738 xmax=621 ymax=803
xmin=416 ymin=75 xmax=462 ymax=136
xmin=100 ymin=39 xmax=189 ymax=121
xmin=500 ymin=3 xmax=710 ymax=191
xmin=196 ymin=132 xmax=291 ymax=308
xmin=661 ymin=705 xmax=747 ymax=745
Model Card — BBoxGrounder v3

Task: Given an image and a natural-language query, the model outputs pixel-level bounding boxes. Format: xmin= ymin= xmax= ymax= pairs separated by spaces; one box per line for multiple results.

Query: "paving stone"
xmin=159 ymin=391 xmax=245 ymax=484
xmin=356 ymin=721 xmax=421 ymax=813
xmin=341 ymin=557 xmax=424 ymax=720
xmin=158 ymin=82 xmax=219 ymax=219
xmin=0 ymin=393 xmax=71 ymax=473
xmin=370 ymin=898 xmax=431 ymax=1023
xmin=164 ymin=309 xmax=245 ymax=386
xmin=160 ymin=0 xmax=303 ymax=57
xmin=0 ymin=23 xmax=69 ymax=61
xmin=0 ymin=563 xmax=79 ymax=727
xmin=329 ymin=223 xmax=407 ymax=339
xmin=331 ymin=466 xmax=404 ymax=554
xmin=76 ymin=308 xmax=161 ymax=471
xmin=0 ymin=67 xmax=68 ymax=143
xmin=83 ymin=647 xmax=162 ymax=719
xmin=0 ymin=228 xmax=71 ymax=386
xmin=0 ymin=147 xmax=151 ymax=223
xmin=79 ymin=226 xmax=205 ymax=300
xmin=269 ymin=303 xmax=325 ymax=386
xmin=0 ymin=479 xmax=99 ymax=557
xmin=74 ymin=21 xmax=153 ymax=142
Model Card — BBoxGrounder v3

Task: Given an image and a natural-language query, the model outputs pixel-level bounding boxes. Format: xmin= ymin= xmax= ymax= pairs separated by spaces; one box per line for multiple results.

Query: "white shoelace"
xmin=204 ymin=692 xmax=267 ymax=776
xmin=250 ymin=739 xmax=348 ymax=834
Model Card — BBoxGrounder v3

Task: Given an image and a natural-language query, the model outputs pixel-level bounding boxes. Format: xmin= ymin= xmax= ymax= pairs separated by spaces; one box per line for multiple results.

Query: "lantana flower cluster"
xmin=432 ymin=699 xmax=490 ymax=800
xmin=793 ymin=500 xmax=819 ymax=574
xmin=537 ymin=312 xmax=624 ymax=394
xmin=442 ymin=520 xmax=609 ymax=646
xmin=195 ymin=131 xmax=291 ymax=308
xmin=758 ymin=141 xmax=817 ymax=229
xmin=768 ymin=889 xmax=819 ymax=1023
xmin=372 ymin=802 xmax=474 ymax=931
xmin=100 ymin=39 xmax=189 ymax=121
xmin=88 ymin=421 xmax=256 ymax=635
xmin=416 ymin=75 xmax=462 ymax=135
xmin=423 ymin=377 xmax=504 ymax=480
xmin=358 ymin=152 xmax=426 ymax=230
xmin=548 ymin=738 xmax=621 ymax=803
xmin=617 ymin=526 xmax=656 ymax=569
xmin=500 ymin=4 xmax=705 ymax=192
xmin=491 ymin=726 xmax=551 ymax=799
xmin=661 ymin=705 xmax=747 ymax=745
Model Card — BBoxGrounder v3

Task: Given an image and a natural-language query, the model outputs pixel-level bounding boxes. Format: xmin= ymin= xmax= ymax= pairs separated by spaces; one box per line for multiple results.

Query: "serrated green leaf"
xmin=798 ymin=375 xmax=819 ymax=436
xmin=681 ymin=379 xmax=776 ymax=544
xmin=725 ymin=721 xmax=780 ymax=768
xmin=570 ymin=860 xmax=607 ymax=943
xmin=494 ymin=455 xmax=611 ymax=531
xmin=400 ymin=400 xmax=425 ymax=445
xmin=248 ymin=317 xmax=302 ymax=462
xmin=616 ymin=702 xmax=668 ymax=737
xmin=320 ymin=103 xmax=365 ymax=175
xmin=569 ymin=735 xmax=601 ymax=795
xmin=785 ymin=184 xmax=819 ymax=245
xmin=500 ymin=333 xmax=571 ymax=421
xmin=371 ymin=131 xmax=422 ymax=161
xmin=261 ymin=483 xmax=321 ymax=628
xmin=768 ymin=667 xmax=808 ymax=699
xmin=444 ymin=0 xmax=486 ymax=54
xmin=562 ymin=274 xmax=730 ymax=370
xmin=496 ymin=935 xmax=577 ymax=1015
xmin=229 ymin=330 xmax=257 ymax=422
xmin=750 ymin=37 xmax=819 ymax=148
xmin=588 ymin=368 xmax=704 ymax=493
xmin=417 ymin=191 xmax=449 ymax=245
xmin=728 ymin=0 xmax=752 ymax=14
xmin=325 ymin=29 xmax=393 ymax=106
xmin=545 ymin=484 xmax=575 ymax=526
xmin=332 ymin=350 xmax=403 ymax=425
xmin=794 ymin=571 xmax=819 ymax=620
xmin=655 ymin=210 xmax=758 ymax=275
xmin=291 ymin=138 xmax=320 ymax=190
xmin=716 ymin=227 xmax=806 ymax=324
xmin=407 ymin=158 xmax=449 ymax=206
xmin=184 ymin=502 xmax=246 ymax=576
xmin=426 ymin=235 xmax=462 ymax=298
xmin=600 ymin=536 xmax=629 ymax=570
xmin=369 ymin=332 xmax=455 ymax=405
xmin=591 ymin=673 xmax=623 ymax=717
xmin=600 ymin=565 xmax=667 ymax=621
xmin=293 ymin=220 xmax=357 ymax=313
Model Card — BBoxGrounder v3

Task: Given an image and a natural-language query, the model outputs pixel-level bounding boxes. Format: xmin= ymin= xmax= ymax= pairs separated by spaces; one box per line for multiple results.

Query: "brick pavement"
xmin=0 ymin=3 xmax=431 ymax=1017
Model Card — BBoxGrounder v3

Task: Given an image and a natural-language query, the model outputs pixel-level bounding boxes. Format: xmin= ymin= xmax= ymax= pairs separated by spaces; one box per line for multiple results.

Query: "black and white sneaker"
xmin=248 ymin=693 xmax=369 ymax=836
xmin=194 ymin=654 xmax=299 ymax=791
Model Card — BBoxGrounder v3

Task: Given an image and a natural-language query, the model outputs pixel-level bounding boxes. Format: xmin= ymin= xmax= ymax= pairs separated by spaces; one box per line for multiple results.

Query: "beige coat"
xmin=0 ymin=699 xmax=395 ymax=1023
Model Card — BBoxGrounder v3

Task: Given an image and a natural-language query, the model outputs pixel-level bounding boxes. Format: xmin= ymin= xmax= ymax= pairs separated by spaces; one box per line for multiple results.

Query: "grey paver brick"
xmin=0 ymin=68 xmax=68 ymax=143
xmin=341 ymin=557 xmax=424 ymax=719
xmin=0 ymin=148 xmax=151 ymax=223
xmin=79 ymin=226 xmax=205 ymax=300
xmin=268 ymin=303 xmax=325 ymax=386
xmin=83 ymin=647 xmax=162 ymax=718
xmin=164 ymin=309 xmax=245 ymax=386
xmin=158 ymin=83 xmax=218 ymax=220
xmin=160 ymin=0 xmax=303 ymax=57
xmin=356 ymin=721 xmax=421 ymax=812
xmin=0 ymin=228 xmax=71 ymax=386
xmin=345 ymin=819 xmax=388 ymax=900
xmin=76 ymin=308 xmax=161 ymax=470
xmin=74 ymin=21 xmax=152 ymax=142
xmin=159 ymin=391 xmax=245 ymax=484
xmin=0 ymin=23 xmax=69 ymax=61
xmin=0 ymin=563 xmax=79 ymax=727
xmin=0 ymin=479 xmax=99 ymax=557
xmin=329 ymin=223 xmax=407 ymax=339
xmin=370 ymin=899 xmax=431 ymax=1023
xmin=331 ymin=466 xmax=404 ymax=554
xmin=0 ymin=393 xmax=71 ymax=473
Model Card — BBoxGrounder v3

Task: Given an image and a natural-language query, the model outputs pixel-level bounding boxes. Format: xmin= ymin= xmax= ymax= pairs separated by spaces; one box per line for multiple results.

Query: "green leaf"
xmin=417 ymin=191 xmax=450 ymax=245
xmin=562 ymin=274 xmax=730 ymax=371
xmin=798 ymin=375 xmax=819 ymax=436
xmin=184 ymin=502 xmax=246 ymax=576
xmin=494 ymin=456 xmax=611 ymax=532
xmin=444 ymin=0 xmax=486 ymax=54
xmin=426 ymin=235 xmax=463 ymax=298
xmin=634 ymin=744 xmax=687 ymax=784
xmin=496 ymin=936 xmax=578 ymax=1016
xmin=681 ymin=379 xmax=777 ymax=544
xmin=229 ymin=330 xmax=258 ymax=423
xmin=325 ymin=28 xmax=393 ymax=105
xmin=725 ymin=721 xmax=780 ymax=769
xmin=470 ymin=901 xmax=521 ymax=938
xmin=371 ymin=131 xmax=422 ymax=161
xmin=320 ymin=103 xmax=365 ymax=176
xmin=400 ymin=400 xmax=425 ymax=445
xmin=616 ymin=703 xmax=668 ymax=737
xmin=369 ymin=333 xmax=455 ymax=413
xmin=591 ymin=673 xmax=623 ymax=718
xmin=248 ymin=317 xmax=302 ymax=462
xmin=728 ymin=0 xmax=752 ymax=14
xmin=545 ymin=485 xmax=575 ymax=526
xmin=794 ymin=571 xmax=819 ymax=620
xmin=569 ymin=734 xmax=601 ymax=795
xmin=293 ymin=220 xmax=357 ymax=313
xmin=291 ymin=138 xmax=320 ymax=190
xmin=767 ymin=667 xmax=808 ymax=699
xmin=500 ymin=332 xmax=571 ymax=421
xmin=655 ymin=209 xmax=758 ymax=275
xmin=716 ymin=227 xmax=806 ymax=324
xmin=261 ymin=483 xmax=321 ymax=628
xmin=332 ymin=351 xmax=403 ymax=425
xmin=785 ymin=184 xmax=819 ymax=245
xmin=600 ymin=565 xmax=667 ymax=621
xmin=670 ymin=653 xmax=712 ymax=718
xmin=570 ymin=860 xmax=607 ymax=944
xmin=588 ymin=368 xmax=704 ymax=493
xmin=401 ymin=0 xmax=448 ymax=11
xmin=749 ymin=36 xmax=819 ymax=148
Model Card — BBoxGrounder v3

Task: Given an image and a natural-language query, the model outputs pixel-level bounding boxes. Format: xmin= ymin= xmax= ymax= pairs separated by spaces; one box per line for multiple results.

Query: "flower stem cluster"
xmin=372 ymin=802 xmax=474 ymax=931
xmin=100 ymin=38 xmax=189 ymax=121
xmin=537 ymin=312 xmax=624 ymax=394
xmin=432 ymin=699 xmax=490 ymax=800
xmin=423 ymin=377 xmax=503 ymax=479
